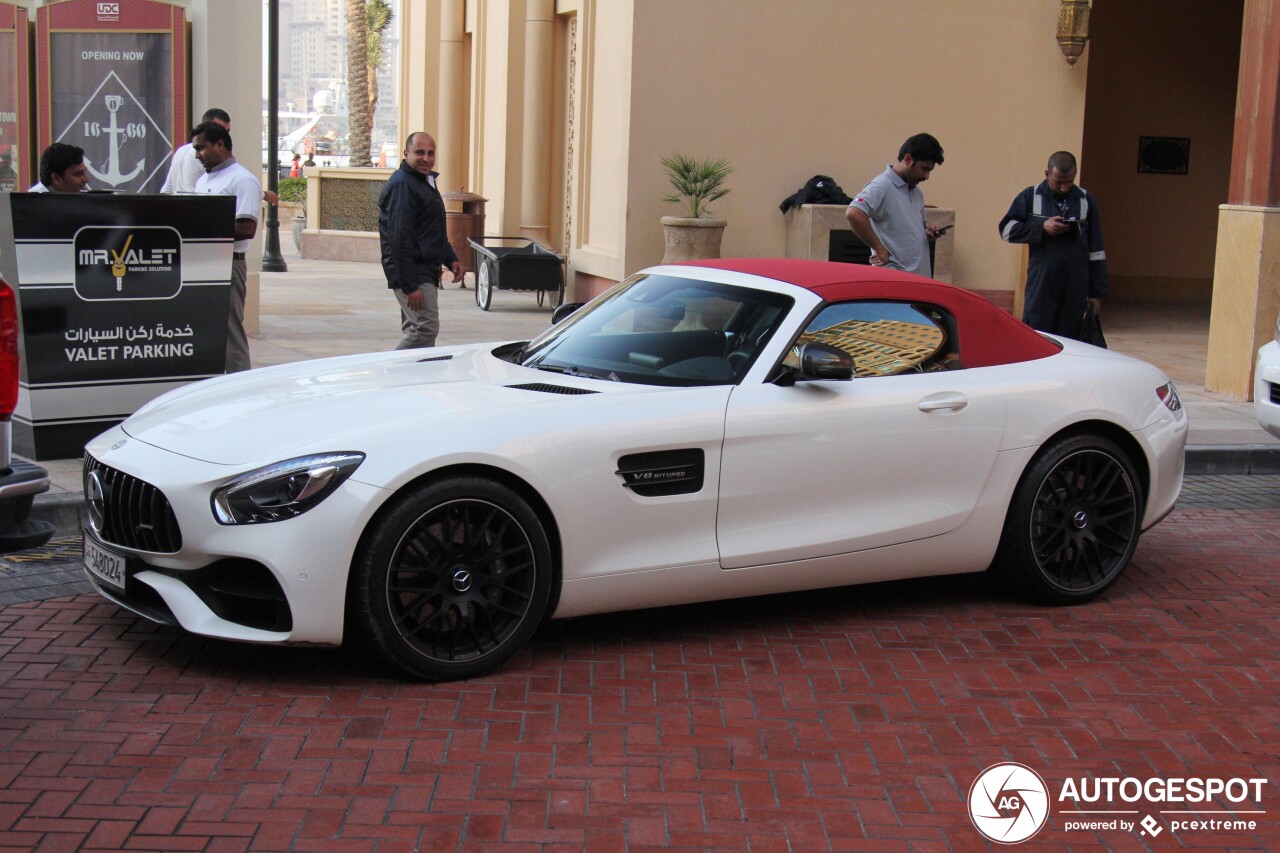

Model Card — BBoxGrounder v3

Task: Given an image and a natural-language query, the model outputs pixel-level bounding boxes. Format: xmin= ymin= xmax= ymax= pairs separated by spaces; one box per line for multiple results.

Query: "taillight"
xmin=0 ymin=278 xmax=17 ymax=421
xmin=1156 ymin=382 xmax=1182 ymax=413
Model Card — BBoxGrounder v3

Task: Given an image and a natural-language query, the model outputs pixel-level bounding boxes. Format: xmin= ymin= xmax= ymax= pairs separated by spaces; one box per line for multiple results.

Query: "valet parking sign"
xmin=968 ymin=762 xmax=1271 ymax=845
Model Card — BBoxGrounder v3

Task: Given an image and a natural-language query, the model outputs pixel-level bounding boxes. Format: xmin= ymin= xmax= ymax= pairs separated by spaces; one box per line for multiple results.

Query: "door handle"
xmin=918 ymin=392 xmax=968 ymax=413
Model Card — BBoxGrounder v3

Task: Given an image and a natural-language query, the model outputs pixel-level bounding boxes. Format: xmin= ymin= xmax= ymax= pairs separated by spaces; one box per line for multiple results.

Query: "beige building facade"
xmin=399 ymin=0 xmax=1279 ymax=400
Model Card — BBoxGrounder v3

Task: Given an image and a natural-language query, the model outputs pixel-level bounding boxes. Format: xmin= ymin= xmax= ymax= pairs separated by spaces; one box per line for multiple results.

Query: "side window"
xmin=783 ymin=301 xmax=958 ymax=377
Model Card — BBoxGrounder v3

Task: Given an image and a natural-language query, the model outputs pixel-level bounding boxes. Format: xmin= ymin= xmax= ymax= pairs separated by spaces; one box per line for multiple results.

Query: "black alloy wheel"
xmin=994 ymin=434 xmax=1143 ymax=604
xmin=351 ymin=476 xmax=552 ymax=680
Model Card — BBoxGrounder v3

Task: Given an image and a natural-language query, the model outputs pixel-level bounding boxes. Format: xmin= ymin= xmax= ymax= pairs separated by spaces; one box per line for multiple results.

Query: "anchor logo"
xmin=83 ymin=94 xmax=145 ymax=187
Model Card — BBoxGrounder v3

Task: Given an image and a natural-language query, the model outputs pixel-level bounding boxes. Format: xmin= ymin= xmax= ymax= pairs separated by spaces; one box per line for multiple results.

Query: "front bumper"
xmin=1255 ymin=341 xmax=1280 ymax=440
xmin=83 ymin=429 xmax=389 ymax=645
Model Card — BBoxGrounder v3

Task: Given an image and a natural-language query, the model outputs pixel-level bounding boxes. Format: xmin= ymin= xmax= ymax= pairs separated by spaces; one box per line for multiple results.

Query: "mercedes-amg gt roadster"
xmin=82 ymin=259 xmax=1187 ymax=680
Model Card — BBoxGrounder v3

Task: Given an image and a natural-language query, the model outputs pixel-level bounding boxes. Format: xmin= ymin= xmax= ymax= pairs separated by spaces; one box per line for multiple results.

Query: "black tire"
xmin=993 ymin=434 xmax=1143 ymax=604
xmin=350 ymin=476 xmax=553 ymax=680
xmin=477 ymin=260 xmax=494 ymax=311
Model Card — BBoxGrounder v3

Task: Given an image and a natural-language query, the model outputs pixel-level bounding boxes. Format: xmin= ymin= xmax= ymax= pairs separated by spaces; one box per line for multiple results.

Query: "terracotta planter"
xmin=661 ymin=216 xmax=726 ymax=263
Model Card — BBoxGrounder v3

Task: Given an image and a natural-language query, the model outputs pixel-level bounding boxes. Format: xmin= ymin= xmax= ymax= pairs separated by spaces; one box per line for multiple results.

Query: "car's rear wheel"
xmin=351 ymin=476 xmax=552 ymax=680
xmin=993 ymin=434 xmax=1143 ymax=604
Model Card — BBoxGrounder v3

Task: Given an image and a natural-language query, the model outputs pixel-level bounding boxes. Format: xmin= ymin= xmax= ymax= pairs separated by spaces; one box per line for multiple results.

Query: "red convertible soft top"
xmin=678 ymin=258 xmax=1060 ymax=368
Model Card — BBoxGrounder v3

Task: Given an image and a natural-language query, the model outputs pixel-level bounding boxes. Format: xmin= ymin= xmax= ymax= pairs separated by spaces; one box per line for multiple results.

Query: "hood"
xmin=122 ymin=345 xmax=614 ymax=464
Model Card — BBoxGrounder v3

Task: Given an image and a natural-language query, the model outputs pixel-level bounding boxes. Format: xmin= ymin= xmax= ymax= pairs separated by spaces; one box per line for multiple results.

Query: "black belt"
xmin=233 ymin=251 xmax=246 ymax=260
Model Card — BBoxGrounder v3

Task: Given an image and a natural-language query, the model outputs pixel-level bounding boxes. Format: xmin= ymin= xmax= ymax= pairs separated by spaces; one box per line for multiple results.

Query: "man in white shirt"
xmin=28 ymin=143 xmax=90 ymax=193
xmin=161 ymin=108 xmax=229 ymax=194
xmin=191 ymin=121 xmax=260 ymax=373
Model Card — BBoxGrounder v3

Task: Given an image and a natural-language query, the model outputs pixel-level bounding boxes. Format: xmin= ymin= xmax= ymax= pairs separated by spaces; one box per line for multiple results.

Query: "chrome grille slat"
xmin=84 ymin=456 xmax=182 ymax=553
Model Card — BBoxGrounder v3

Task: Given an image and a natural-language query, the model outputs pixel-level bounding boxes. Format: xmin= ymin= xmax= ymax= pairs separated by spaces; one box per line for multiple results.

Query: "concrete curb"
xmin=33 ymin=492 xmax=85 ymax=538
xmin=1183 ymin=444 xmax=1280 ymax=475
xmin=32 ymin=444 xmax=1278 ymax=540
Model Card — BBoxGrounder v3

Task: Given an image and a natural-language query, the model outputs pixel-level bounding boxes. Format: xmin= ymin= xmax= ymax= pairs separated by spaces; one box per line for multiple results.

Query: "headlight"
xmin=212 ymin=452 xmax=364 ymax=524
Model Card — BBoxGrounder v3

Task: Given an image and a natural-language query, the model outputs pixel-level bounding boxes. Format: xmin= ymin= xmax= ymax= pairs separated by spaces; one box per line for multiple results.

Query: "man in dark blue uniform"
xmin=378 ymin=131 xmax=463 ymax=349
xmin=999 ymin=151 xmax=1108 ymax=340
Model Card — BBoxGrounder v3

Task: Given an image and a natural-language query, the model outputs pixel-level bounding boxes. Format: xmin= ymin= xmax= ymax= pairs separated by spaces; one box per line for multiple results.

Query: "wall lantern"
xmin=1056 ymin=0 xmax=1091 ymax=66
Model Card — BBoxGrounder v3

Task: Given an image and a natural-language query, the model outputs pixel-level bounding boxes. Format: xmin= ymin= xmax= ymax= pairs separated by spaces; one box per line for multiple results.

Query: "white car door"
xmin=716 ymin=300 xmax=1007 ymax=570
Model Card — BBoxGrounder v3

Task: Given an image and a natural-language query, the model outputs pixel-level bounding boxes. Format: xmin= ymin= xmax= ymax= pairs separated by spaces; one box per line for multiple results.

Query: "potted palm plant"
xmin=660 ymin=152 xmax=732 ymax=262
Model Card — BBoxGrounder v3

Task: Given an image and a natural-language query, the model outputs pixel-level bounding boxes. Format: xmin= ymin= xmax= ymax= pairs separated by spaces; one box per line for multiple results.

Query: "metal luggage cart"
xmin=467 ymin=237 xmax=566 ymax=311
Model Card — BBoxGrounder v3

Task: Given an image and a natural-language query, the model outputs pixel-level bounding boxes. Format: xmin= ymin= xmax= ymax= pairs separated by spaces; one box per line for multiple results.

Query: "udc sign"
xmin=74 ymin=226 xmax=181 ymax=300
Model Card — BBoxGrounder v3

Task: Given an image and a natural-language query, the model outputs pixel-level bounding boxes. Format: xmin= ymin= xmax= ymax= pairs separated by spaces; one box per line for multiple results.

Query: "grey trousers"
xmin=226 ymin=257 xmax=251 ymax=373
xmin=394 ymin=282 xmax=440 ymax=349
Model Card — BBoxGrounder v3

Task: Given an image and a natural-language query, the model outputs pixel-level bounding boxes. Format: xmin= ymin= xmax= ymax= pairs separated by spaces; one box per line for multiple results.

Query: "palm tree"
xmin=366 ymin=0 xmax=393 ymax=134
xmin=345 ymin=0 xmax=371 ymax=167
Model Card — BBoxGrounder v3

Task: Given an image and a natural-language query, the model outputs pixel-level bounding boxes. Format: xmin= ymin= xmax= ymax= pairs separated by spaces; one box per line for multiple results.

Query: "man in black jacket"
xmin=379 ymin=131 xmax=463 ymax=349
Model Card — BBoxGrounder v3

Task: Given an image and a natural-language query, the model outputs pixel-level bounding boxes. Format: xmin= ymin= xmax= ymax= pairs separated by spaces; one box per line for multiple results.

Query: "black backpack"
xmin=779 ymin=175 xmax=853 ymax=213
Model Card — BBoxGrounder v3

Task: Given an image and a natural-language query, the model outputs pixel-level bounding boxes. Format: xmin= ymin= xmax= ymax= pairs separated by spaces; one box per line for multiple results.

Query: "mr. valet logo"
xmin=73 ymin=226 xmax=181 ymax=301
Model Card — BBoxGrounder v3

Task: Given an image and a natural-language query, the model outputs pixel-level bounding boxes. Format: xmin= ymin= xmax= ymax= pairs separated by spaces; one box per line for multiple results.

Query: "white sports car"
xmin=82 ymin=259 xmax=1188 ymax=680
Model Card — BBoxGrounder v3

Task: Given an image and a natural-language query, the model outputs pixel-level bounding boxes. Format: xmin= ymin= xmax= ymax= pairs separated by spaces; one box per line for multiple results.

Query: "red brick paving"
xmin=0 ymin=506 xmax=1278 ymax=851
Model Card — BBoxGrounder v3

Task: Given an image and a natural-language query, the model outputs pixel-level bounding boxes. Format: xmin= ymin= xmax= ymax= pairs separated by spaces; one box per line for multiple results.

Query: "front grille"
xmin=84 ymin=456 xmax=183 ymax=553
xmin=1270 ymin=381 xmax=1279 ymax=405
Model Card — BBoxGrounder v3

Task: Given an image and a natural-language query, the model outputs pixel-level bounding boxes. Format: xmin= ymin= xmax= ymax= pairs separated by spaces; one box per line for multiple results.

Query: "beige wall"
xmin=625 ymin=0 xmax=1088 ymax=293
xmin=1082 ymin=0 xmax=1242 ymax=302
xmin=399 ymin=1 xmax=1095 ymax=296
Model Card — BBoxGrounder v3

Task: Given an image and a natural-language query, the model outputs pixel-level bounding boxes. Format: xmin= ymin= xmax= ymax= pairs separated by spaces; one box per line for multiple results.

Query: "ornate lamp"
xmin=1057 ymin=0 xmax=1091 ymax=66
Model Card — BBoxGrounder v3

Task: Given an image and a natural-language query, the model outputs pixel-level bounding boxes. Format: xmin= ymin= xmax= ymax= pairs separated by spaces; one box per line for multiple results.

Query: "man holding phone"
xmin=998 ymin=151 xmax=1109 ymax=341
xmin=846 ymin=133 xmax=946 ymax=277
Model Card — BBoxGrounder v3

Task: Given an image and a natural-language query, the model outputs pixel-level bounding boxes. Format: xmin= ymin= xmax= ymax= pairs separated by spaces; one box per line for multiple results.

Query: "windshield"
xmin=518 ymin=274 xmax=793 ymax=386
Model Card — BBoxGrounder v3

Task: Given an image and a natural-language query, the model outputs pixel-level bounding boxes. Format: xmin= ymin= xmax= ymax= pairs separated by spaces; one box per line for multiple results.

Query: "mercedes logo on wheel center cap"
xmin=1073 ymin=510 xmax=1089 ymax=529
xmin=451 ymin=568 xmax=473 ymax=593
xmin=86 ymin=470 xmax=106 ymax=533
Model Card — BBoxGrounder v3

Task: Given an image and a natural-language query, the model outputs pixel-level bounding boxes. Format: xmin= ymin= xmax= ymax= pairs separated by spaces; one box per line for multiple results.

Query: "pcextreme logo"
xmin=73 ymin=225 xmax=182 ymax=301
xmin=969 ymin=763 xmax=1269 ymax=843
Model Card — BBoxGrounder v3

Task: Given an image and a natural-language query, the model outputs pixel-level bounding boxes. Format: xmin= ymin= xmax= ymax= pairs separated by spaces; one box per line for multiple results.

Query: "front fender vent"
xmin=617 ymin=449 xmax=705 ymax=496
xmin=506 ymin=383 xmax=598 ymax=395
xmin=417 ymin=355 xmax=453 ymax=363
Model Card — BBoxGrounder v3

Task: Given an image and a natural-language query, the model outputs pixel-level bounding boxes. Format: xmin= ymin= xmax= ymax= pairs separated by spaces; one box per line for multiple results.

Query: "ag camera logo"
xmin=969 ymin=763 xmax=1050 ymax=844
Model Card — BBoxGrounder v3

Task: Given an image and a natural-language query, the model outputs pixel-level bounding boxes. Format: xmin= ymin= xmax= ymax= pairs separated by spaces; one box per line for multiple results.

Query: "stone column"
xmin=519 ymin=0 xmax=554 ymax=245
xmin=1206 ymin=0 xmax=1280 ymax=397
xmin=437 ymin=0 xmax=466 ymax=195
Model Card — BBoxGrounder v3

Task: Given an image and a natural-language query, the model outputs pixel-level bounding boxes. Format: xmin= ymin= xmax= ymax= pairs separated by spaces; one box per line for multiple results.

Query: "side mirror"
xmin=551 ymin=302 xmax=586 ymax=324
xmin=799 ymin=342 xmax=854 ymax=380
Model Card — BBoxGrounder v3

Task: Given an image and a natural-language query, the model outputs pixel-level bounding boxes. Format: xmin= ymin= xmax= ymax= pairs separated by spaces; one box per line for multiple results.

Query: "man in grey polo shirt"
xmin=846 ymin=133 xmax=946 ymax=277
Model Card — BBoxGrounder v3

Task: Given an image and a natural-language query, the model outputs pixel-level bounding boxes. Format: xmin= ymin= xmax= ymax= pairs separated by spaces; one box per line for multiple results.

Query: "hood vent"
xmin=417 ymin=355 xmax=453 ymax=363
xmin=507 ymin=383 xmax=598 ymax=395
xmin=617 ymin=449 xmax=704 ymax=496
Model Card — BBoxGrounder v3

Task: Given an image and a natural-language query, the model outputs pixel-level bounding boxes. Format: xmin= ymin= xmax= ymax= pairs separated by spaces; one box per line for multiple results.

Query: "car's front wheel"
xmin=993 ymin=434 xmax=1143 ymax=604
xmin=350 ymin=476 xmax=553 ymax=680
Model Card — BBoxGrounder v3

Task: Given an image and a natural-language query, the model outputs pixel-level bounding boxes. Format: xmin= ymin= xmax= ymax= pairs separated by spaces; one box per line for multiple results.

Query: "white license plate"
xmin=83 ymin=531 xmax=127 ymax=594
